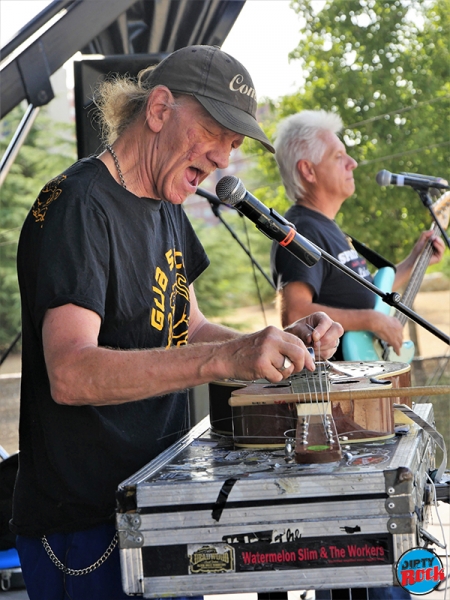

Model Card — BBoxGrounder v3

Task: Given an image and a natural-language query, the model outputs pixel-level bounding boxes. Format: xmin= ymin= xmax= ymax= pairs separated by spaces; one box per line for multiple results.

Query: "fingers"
xmin=373 ymin=314 xmax=403 ymax=354
xmin=277 ymin=311 xmax=343 ymax=371
xmin=430 ymin=234 xmax=445 ymax=264
xmin=274 ymin=355 xmax=295 ymax=380
xmin=274 ymin=334 xmax=315 ymax=377
xmin=314 ymin=336 xmax=342 ymax=360
xmin=304 ymin=313 xmax=344 ymax=359
xmin=224 ymin=312 xmax=344 ymax=383
xmin=224 ymin=326 xmax=315 ymax=383
xmin=414 ymin=231 xmax=445 ymax=264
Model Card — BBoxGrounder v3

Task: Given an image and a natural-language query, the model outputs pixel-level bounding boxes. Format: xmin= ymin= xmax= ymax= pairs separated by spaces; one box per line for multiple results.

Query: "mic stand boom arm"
xmin=325 ymin=250 xmax=449 ymax=343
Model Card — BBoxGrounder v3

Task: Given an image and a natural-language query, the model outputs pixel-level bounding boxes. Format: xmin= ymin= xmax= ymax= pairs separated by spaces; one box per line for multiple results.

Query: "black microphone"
xmin=376 ymin=169 xmax=449 ymax=190
xmin=215 ymin=176 xmax=321 ymax=267
xmin=400 ymin=172 xmax=448 ymax=198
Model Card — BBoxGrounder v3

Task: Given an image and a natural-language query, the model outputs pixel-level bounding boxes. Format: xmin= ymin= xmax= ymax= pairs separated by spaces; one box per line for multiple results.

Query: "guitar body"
xmin=230 ymin=361 xmax=412 ymax=462
xmin=342 ymin=267 xmax=416 ymax=363
xmin=343 ymin=192 xmax=450 ymax=363
xmin=343 ymin=330 xmax=415 ymax=363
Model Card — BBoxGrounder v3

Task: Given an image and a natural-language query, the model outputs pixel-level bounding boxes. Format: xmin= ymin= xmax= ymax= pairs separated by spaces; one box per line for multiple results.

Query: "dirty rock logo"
xmin=396 ymin=547 xmax=445 ymax=595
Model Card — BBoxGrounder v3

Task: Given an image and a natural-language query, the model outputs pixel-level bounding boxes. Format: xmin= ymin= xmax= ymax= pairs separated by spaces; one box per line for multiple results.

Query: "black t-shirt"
xmin=13 ymin=158 xmax=209 ymax=536
xmin=271 ymin=205 xmax=376 ymax=360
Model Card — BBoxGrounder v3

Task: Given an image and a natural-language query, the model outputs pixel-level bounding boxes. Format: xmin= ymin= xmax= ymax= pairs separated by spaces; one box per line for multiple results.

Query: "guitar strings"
xmin=395 ymin=224 xmax=437 ymax=327
xmin=300 ymin=326 xmax=333 ymax=446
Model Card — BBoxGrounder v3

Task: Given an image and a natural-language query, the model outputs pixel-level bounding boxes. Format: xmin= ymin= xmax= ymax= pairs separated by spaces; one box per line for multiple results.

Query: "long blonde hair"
xmin=93 ymin=65 xmax=184 ymax=145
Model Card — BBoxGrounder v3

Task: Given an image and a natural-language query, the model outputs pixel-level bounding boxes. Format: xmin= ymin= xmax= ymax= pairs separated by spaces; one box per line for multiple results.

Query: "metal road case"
xmin=117 ymin=403 xmax=438 ymax=597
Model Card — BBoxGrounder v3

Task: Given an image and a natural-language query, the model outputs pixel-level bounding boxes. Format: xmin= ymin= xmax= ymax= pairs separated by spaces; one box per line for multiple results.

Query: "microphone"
xmin=376 ymin=169 xmax=449 ymax=190
xmin=401 ymin=172 xmax=448 ymax=198
xmin=215 ymin=176 xmax=321 ymax=267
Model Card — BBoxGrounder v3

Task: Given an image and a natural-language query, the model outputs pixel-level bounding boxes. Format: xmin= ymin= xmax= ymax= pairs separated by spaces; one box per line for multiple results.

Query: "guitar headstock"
xmin=433 ymin=191 xmax=450 ymax=230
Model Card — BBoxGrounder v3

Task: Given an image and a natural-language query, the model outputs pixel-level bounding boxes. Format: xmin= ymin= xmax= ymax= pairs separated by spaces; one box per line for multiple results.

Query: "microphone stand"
xmin=416 ymin=188 xmax=450 ymax=249
xmin=198 ymin=184 xmax=449 ymax=345
xmin=291 ymin=238 xmax=450 ymax=346
xmin=195 ymin=188 xmax=275 ymax=290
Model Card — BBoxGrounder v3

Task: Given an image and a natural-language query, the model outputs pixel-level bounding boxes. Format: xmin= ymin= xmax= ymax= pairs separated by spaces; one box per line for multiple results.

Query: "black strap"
xmin=211 ymin=478 xmax=238 ymax=522
xmin=345 ymin=234 xmax=397 ymax=271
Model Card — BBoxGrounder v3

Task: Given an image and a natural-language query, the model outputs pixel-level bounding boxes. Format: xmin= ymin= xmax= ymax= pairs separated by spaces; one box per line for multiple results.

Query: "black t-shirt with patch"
xmin=13 ymin=158 xmax=209 ymax=536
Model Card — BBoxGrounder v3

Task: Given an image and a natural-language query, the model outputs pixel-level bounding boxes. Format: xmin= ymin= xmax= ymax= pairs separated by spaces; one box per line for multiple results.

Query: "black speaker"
xmin=74 ymin=54 xmax=167 ymax=159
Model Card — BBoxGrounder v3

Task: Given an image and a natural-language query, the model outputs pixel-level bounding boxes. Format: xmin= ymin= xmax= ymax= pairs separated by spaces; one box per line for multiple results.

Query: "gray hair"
xmin=274 ymin=110 xmax=343 ymax=202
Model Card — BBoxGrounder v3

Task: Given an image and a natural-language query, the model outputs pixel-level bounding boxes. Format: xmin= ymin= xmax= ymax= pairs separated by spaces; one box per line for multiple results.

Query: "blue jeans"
xmin=17 ymin=522 xmax=202 ymax=600
xmin=315 ymin=587 xmax=410 ymax=599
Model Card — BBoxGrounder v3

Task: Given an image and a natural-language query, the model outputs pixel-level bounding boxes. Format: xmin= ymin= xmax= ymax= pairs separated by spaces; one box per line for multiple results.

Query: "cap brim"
xmin=195 ymin=95 xmax=275 ymax=154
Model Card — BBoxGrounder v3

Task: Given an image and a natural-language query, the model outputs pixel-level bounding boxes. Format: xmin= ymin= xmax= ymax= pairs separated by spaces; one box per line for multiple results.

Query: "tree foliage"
xmin=247 ymin=0 xmax=450 ymax=265
xmin=193 ymin=212 xmax=274 ymax=326
xmin=0 ymin=106 xmax=76 ymax=353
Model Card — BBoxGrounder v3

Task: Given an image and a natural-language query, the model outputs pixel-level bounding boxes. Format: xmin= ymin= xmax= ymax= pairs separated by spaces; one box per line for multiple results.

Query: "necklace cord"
xmin=106 ymin=144 xmax=127 ymax=190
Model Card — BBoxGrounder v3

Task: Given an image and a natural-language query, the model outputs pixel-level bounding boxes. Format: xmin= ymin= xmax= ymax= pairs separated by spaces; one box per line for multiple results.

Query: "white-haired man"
xmin=271 ymin=109 xmax=444 ymax=361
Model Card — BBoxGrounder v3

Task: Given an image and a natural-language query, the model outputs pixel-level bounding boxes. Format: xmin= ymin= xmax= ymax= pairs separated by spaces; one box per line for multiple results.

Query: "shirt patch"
xmin=32 ymin=175 xmax=67 ymax=226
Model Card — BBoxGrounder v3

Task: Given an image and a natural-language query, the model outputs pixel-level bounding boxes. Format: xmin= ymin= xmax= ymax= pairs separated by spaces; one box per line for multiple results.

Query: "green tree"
xmin=193 ymin=213 xmax=275 ymax=327
xmin=248 ymin=0 xmax=450 ymax=265
xmin=0 ymin=106 xmax=76 ymax=353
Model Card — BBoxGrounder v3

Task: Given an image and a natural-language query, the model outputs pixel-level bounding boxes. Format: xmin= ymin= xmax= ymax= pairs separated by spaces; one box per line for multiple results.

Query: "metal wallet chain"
xmin=41 ymin=531 xmax=118 ymax=576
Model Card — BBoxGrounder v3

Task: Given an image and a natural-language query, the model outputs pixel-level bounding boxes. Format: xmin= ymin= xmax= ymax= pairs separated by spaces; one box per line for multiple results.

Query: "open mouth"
xmin=187 ymin=167 xmax=202 ymax=188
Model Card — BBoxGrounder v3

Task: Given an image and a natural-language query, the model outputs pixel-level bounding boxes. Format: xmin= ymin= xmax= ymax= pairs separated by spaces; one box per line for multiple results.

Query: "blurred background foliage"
xmin=193 ymin=214 xmax=274 ymax=326
xmin=246 ymin=0 xmax=449 ymax=267
xmin=0 ymin=106 xmax=76 ymax=352
xmin=195 ymin=0 xmax=449 ymax=325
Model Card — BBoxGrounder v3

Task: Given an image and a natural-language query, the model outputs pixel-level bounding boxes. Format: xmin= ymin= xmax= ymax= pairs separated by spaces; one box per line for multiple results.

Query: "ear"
xmin=145 ymin=86 xmax=174 ymax=133
xmin=297 ymin=159 xmax=316 ymax=184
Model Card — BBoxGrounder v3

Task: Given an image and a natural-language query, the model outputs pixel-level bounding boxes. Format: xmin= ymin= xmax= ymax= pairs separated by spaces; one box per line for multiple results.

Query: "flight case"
xmin=117 ymin=403 xmax=437 ymax=597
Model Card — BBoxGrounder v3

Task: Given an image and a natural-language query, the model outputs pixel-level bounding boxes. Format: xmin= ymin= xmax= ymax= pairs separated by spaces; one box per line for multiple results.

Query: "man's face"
xmin=314 ymin=130 xmax=357 ymax=201
xmin=150 ymin=96 xmax=245 ymax=204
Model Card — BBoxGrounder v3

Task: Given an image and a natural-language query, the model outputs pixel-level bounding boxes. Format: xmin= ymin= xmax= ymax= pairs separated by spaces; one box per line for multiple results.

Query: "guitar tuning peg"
xmin=284 ymin=440 xmax=294 ymax=456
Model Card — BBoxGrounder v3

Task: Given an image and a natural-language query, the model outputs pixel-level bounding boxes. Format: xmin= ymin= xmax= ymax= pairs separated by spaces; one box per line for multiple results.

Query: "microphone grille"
xmin=376 ymin=169 xmax=391 ymax=186
xmin=216 ymin=176 xmax=245 ymax=206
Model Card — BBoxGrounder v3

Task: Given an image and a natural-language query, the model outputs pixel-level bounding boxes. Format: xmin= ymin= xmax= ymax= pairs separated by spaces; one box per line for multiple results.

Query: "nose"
xmin=207 ymin=142 xmax=231 ymax=171
xmin=348 ymin=155 xmax=358 ymax=170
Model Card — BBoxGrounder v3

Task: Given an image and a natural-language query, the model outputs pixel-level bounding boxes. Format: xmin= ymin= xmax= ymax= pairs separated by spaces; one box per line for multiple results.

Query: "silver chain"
xmin=106 ymin=144 xmax=127 ymax=189
xmin=41 ymin=532 xmax=118 ymax=576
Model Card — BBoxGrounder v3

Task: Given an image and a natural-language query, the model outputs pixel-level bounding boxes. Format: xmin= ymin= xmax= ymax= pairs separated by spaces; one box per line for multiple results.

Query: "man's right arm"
xmin=41 ymin=301 xmax=337 ymax=407
xmin=280 ymin=281 xmax=404 ymax=355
